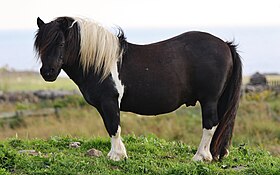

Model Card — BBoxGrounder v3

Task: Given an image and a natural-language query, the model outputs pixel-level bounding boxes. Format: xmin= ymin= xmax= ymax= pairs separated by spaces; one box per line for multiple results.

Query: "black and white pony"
xmin=34 ymin=16 xmax=242 ymax=161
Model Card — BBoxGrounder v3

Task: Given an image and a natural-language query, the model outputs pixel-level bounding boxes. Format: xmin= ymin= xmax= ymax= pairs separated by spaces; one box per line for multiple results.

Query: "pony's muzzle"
xmin=40 ymin=67 xmax=58 ymax=82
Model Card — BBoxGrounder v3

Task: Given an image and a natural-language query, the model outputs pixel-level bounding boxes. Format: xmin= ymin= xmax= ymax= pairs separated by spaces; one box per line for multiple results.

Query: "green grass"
xmin=0 ymin=91 xmax=279 ymax=155
xmin=0 ymin=135 xmax=279 ymax=175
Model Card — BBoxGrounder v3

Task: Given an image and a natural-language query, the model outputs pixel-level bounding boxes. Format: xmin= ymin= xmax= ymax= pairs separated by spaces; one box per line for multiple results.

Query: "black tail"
xmin=210 ymin=42 xmax=242 ymax=160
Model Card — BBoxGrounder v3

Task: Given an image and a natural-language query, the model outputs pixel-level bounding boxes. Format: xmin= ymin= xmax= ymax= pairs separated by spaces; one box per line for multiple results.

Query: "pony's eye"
xmin=59 ymin=43 xmax=65 ymax=47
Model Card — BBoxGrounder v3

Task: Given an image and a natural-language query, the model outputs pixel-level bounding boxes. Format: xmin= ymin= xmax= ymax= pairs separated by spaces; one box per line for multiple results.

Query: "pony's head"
xmin=34 ymin=16 xmax=126 ymax=81
xmin=34 ymin=17 xmax=79 ymax=81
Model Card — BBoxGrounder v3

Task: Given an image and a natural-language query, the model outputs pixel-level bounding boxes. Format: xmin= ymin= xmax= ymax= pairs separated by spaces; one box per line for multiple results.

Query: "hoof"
xmin=192 ymin=152 xmax=213 ymax=162
xmin=107 ymin=149 xmax=127 ymax=161
xmin=223 ymin=149 xmax=229 ymax=158
xmin=212 ymin=149 xmax=230 ymax=161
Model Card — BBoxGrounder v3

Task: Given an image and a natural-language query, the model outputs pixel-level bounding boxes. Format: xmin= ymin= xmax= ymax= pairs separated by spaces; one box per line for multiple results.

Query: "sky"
xmin=0 ymin=0 xmax=280 ymax=75
xmin=1 ymin=0 xmax=280 ymax=30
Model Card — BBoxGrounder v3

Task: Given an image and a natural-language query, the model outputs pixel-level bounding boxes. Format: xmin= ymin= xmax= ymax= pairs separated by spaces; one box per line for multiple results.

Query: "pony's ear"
xmin=37 ymin=17 xmax=45 ymax=28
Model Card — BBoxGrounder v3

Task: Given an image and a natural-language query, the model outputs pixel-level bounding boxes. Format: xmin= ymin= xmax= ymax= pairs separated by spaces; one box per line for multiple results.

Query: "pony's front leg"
xmin=98 ymin=99 xmax=127 ymax=161
xmin=108 ymin=125 xmax=127 ymax=161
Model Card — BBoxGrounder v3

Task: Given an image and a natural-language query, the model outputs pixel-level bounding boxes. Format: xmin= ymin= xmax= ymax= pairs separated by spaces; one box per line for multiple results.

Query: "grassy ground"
xmin=0 ymin=92 xmax=279 ymax=156
xmin=0 ymin=135 xmax=279 ymax=174
xmin=0 ymin=69 xmax=77 ymax=92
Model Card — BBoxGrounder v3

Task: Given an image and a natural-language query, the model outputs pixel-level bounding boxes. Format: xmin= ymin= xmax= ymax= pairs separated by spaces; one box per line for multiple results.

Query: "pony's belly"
xmin=120 ymin=93 xmax=183 ymax=115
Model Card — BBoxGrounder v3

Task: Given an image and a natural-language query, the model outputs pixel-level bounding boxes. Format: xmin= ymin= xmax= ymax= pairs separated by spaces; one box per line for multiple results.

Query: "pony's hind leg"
xmin=193 ymin=126 xmax=217 ymax=161
xmin=193 ymin=101 xmax=219 ymax=162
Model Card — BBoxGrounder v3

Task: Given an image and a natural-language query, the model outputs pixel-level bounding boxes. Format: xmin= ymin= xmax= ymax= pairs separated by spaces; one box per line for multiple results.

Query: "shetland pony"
xmin=34 ymin=16 xmax=242 ymax=161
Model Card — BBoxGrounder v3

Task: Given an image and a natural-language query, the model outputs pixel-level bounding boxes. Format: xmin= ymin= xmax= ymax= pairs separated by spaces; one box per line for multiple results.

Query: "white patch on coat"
xmin=193 ymin=126 xmax=217 ymax=162
xmin=111 ymin=60 xmax=124 ymax=106
xmin=107 ymin=125 xmax=128 ymax=161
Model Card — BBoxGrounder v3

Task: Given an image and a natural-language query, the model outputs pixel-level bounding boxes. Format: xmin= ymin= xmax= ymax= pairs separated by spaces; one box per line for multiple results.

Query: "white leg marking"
xmin=111 ymin=61 xmax=124 ymax=106
xmin=193 ymin=126 xmax=217 ymax=162
xmin=108 ymin=126 xmax=128 ymax=161
xmin=109 ymin=61 xmax=126 ymax=161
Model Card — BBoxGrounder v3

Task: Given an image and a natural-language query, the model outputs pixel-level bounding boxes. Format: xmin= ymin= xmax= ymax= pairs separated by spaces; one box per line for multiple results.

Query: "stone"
xmin=249 ymin=72 xmax=267 ymax=86
xmin=69 ymin=142 xmax=81 ymax=148
xmin=86 ymin=148 xmax=103 ymax=157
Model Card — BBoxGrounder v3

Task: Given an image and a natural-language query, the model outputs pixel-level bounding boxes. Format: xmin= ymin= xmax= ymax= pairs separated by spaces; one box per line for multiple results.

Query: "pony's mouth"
xmin=40 ymin=68 xmax=60 ymax=82
xmin=42 ymin=75 xmax=58 ymax=82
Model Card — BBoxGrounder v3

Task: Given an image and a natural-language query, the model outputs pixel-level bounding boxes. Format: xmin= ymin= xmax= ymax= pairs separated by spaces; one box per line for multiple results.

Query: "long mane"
xmin=73 ymin=17 xmax=124 ymax=80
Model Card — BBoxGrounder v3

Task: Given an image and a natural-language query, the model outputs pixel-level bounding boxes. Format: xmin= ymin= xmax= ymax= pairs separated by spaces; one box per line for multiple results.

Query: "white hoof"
xmin=107 ymin=149 xmax=127 ymax=161
xmin=192 ymin=151 xmax=213 ymax=162
xmin=107 ymin=141 xmax=127 ymax=161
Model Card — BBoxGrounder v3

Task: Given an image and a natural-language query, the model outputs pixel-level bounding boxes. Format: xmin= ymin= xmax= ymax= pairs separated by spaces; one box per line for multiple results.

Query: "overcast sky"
xmin=0 ymin=0 xmax=279 ymax=75
xmin=1 ymin=0 xmax=280 ymax=30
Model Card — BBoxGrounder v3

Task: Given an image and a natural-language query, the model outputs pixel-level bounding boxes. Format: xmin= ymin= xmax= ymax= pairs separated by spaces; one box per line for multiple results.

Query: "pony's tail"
xmin=210 ymin=42 xmax=242 ymax=160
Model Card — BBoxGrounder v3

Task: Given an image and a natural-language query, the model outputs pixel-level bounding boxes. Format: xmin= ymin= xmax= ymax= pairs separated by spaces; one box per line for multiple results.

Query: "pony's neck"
xmin=62 ymin=59 xmax=104 ymax=89
xmin=62 ymin=60 xmax=86 ymax=86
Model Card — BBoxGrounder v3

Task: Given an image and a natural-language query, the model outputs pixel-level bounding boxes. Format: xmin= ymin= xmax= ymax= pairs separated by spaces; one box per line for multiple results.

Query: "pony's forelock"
xmin=34 ymin=21 xmax=62 ymax=62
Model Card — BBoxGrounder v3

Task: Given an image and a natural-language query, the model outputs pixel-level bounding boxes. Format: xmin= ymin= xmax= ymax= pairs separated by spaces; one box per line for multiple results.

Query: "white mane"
xmin=73 ymin=17 xmax=123 ymax=80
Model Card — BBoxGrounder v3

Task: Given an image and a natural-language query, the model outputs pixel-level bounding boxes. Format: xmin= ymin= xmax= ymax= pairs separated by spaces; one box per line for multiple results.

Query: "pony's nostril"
xmin=50 ymin=68 xmax=55 ymax=73
xmin=40 ymin=67 xmax=55 ymax=77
